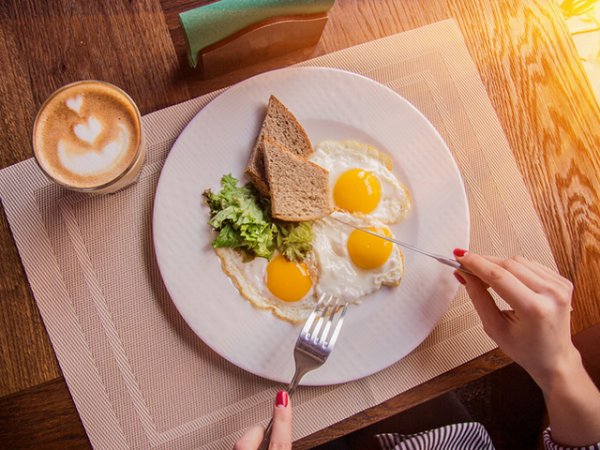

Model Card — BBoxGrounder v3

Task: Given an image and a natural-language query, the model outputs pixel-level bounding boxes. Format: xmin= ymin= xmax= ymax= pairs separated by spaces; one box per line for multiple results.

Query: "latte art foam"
xmin=33 ymin=81 xmax=141 ymax=189
xmin=58 ymin=122 xmax=130 ymax=175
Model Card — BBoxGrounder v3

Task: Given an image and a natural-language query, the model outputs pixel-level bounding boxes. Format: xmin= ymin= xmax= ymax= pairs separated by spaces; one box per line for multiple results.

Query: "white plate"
xmin=153 ymin=67 xmax=469 ymax=385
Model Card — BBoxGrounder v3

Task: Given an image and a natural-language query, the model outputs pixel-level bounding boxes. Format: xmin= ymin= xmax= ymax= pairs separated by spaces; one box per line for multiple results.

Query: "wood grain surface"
xmin=1 ymin=0 xmax=599 ymax=448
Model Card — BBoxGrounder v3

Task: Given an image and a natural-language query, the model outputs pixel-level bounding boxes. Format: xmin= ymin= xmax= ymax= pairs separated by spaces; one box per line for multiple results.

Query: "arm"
xmin=455 ymin=251 xmax=600 ymax=447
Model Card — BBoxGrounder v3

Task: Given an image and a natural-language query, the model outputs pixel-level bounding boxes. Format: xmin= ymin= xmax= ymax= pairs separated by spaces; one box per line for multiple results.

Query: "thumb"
xmin=233 ymin=425 xmax=264 ymax=450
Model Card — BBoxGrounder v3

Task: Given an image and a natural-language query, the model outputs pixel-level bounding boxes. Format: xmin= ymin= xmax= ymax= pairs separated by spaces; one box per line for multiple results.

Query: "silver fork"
xmin=259 ymin=294 xmax=348 ymax=449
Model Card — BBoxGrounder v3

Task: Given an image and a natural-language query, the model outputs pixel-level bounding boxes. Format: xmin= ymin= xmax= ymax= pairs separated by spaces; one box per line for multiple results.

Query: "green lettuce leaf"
xmin=204 ymin=175 xmax=313 ymax=261
xmin=276 ymin=221 xmax=314 ymax=262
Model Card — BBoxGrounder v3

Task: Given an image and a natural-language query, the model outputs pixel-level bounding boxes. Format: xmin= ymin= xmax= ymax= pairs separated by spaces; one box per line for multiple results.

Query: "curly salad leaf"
xmin=276 ymin=222 xmax=313 ymax=262
xmin=204 ymin=175 xmax=313 ymax=261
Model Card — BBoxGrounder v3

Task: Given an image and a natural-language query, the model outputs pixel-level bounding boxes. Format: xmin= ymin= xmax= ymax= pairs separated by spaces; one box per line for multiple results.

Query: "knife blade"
xmin=330 ymin=216 xmax=473 ymax=276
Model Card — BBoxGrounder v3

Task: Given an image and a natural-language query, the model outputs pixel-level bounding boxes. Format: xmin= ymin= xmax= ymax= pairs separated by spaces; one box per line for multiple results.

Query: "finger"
xmin=527 ymin=259 xmax=572 ymax=289
xmin=269 ymin=391 xmax=292 ymax=449
xmin=459 ymin=270 xmax=506 ymax=339
xmin=480 ymin=255 xmax=559 ymax=282
xmin=527 ymin=259 xmax=562 ymax=278
xmin=523 ymin=260 xmax=574 ymax=306
xmin=486 ymin=255 xmax=551 ymax=294
xmin=234 ymin=425 xmax=264 ymax=450
xmin=481 ymin=255 xmax=572 ymax=295
xmin=456 ymin=250 xmax=537 ymax=311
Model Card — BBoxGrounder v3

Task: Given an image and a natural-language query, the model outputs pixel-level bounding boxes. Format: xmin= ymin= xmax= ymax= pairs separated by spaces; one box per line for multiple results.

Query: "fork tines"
xmin=301 ymin=293 xmax=348 ymax=350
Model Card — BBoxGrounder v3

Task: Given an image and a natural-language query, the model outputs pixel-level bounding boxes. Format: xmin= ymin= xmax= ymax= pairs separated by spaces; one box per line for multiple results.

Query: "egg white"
xmin=310 ymin=140 xmax=411 ymax=224
xmin=312 ymin=212 xmax=404 ymax=302
xmin=215 ymin=248 xmax=319 ymax=323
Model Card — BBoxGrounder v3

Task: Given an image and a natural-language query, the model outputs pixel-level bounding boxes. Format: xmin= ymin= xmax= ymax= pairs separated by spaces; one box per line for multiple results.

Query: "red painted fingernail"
xmin=453 ymin=248 xmax=468 ymax=257
xmin=275 ymin=391 xmax=289 ymax=408
xmin=454 ymin=271 xmax=466 ymax=285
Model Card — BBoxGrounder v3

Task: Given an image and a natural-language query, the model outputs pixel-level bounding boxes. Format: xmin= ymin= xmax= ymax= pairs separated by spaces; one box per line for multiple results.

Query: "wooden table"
xmin=1 ymin=0 xmax=599 ymax=448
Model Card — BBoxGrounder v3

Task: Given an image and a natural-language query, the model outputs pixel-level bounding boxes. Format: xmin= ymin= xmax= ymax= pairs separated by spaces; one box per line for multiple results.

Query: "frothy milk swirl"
xmin=58 ymin=122 xmax=130 ymax=176
xmin=33 ymin=81 xmax=141 ymax=189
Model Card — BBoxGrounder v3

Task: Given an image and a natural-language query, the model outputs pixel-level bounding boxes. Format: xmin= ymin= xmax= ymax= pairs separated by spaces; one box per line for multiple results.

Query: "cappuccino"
xmin=33 ymin=81 xmax=144 ymax=193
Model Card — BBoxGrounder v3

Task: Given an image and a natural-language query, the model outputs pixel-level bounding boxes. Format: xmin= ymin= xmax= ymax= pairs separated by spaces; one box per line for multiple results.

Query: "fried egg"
xmin=310 ymin=140 xmax=411 ymax=223
xmin=215 ymin=248 xmax=319 ymax=323
xmin=215 ymin=210 xmax=404 ymax=320
xmin=311 ymin=212 xmax=404 ymax=301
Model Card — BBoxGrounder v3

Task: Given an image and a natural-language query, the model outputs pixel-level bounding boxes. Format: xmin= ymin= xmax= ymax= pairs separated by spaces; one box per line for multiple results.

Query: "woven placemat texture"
xmin=0 ymin=19 xmax=556 ymax=449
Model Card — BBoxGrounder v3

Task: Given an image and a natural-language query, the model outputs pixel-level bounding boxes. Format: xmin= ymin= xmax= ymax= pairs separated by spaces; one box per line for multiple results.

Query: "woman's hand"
xmin=455 ymin=250 xmax=600 ymax=446
xmin=234 ymin=391 xmax=292 ymax=450
xmin=453 ymin=250 xmax=577 ymax=387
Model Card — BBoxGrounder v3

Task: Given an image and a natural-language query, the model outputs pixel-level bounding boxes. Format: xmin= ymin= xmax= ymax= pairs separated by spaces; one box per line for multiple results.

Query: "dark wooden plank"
xmin=296 ymin=349 xmax=512 ymax=449
xmin=0 ymin=0 xmax=189 ymax=397
xmin=0 ymin=377 xmax=90 ymax=450
xmin=0 ymin=206 xmax=60 ymax=398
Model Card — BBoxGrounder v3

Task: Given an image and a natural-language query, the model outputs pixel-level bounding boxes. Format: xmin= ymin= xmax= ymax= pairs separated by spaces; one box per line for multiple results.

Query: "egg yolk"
xmin=333 ymin=169 xmax=381 ymax=213
xmin=266 ymin=255 xmax=312 ymax=302
xmin=347 ymin=227 xmax=393 ymax=269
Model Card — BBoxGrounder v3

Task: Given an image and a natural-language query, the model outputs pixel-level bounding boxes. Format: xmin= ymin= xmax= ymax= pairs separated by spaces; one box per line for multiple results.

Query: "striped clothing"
xmin=377 ymin=422 xmax=600 ymax=450
xmin=376 ymin=423 xmax=493 ymax=450
xmin=543 ymin=428 xmax=600 ymax=450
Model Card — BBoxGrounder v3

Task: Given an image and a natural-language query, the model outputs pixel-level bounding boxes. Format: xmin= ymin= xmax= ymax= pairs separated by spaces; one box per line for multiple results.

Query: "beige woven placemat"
xmin=0 ymin=19 xmax=555 ymax=449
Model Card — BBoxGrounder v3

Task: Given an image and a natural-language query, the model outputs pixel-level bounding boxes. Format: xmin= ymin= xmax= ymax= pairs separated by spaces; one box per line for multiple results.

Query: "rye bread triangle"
xmin=262 ymin=136 xmax=332 ymax=222
xmin=245 ymin=95 xmax=313 ymax=196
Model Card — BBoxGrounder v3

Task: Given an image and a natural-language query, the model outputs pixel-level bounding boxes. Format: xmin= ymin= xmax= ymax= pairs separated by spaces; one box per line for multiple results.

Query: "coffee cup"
xmin=32 ymin=80 xmax=145 ymax=194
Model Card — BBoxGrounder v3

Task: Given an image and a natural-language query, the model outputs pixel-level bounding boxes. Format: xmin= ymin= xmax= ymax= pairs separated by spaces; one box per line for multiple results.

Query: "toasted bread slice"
xmin=246 ymin=135 xmax=271 ymax=195
xmin=262 ymin=137 xmax=332 ymax=221
xmin=246 ymin=95 xmax=313 ymax=195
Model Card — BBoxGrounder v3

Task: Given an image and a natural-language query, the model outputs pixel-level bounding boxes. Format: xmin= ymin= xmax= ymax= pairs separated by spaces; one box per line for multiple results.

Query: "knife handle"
xmin=436 ymin=257 xmax=474 ymax=276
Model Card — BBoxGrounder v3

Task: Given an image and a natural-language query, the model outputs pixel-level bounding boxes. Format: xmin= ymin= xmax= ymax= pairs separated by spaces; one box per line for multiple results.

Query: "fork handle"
xmin=286 ymin=367 xmax=308 ymax=397
xmin=260 ymin=419 xmax=275 ymax=450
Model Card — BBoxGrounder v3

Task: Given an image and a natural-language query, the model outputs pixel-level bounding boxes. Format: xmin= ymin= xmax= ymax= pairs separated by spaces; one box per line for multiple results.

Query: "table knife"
xmin=330 ymin=216 xmax=473 ymax=276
